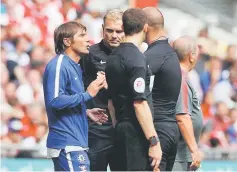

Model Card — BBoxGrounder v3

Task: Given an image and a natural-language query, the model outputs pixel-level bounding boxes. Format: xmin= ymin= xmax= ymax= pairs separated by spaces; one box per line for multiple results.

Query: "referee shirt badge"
xmin=134 ymin=77 xmax=145 ymax=93
xmin=78 ymin=154 xmax=85 ymax=162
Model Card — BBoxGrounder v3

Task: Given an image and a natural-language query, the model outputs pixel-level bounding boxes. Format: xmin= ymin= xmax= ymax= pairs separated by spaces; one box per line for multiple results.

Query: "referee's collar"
xmin=99 ymin=40 xmax=112 ymax=55
xmin=148 ymin=39 xmax=169 ymax=49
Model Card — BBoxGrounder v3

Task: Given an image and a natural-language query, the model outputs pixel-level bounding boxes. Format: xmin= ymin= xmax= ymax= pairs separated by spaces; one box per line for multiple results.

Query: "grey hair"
xmin=103 ymin=9 xmax=123 ymax=23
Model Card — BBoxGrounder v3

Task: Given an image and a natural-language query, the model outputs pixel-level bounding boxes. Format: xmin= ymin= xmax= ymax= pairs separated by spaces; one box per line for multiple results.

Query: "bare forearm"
xmin=134 ymin=100 xmax=157 ymax=139
xmin=108 ymin=99 xmax=116 ymax=127
xmin=176 ymin=114 xmax=198 ymax=152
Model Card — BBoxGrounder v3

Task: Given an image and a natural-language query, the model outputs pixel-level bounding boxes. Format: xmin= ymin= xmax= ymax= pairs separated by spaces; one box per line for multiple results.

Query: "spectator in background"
xmin=226 ymin=108 xmax=237 ymax=146
xmin=80 ymin=3 xmax=104 ymax=44
xmin=200 ymin=57 xmax=223 ymax=94
xmin=223 ymin=44 xmax=237 ymax=71
xmin=32 ymin=123 xmax=48 ymax=158
xmin=29 ymin=46 xmax=46 ymax=74
xmin=194 ymin=37 xmax=211 ymax=75
xmin=2 ymin=36 xmax=29 ymax=85
xmin=27 ymin=69 xmax=44 ymax=102
xmin=20 ymin=103 xmax=45 ymax=139
xmin=201 ymin=91 xmax=215 ymax=122
xmin=213 ymin=102 xmax=230 ymax=132
xmin=213 ymin=61 xmax=237 ymax=108
xmin=29 ymin=45 xmax=53 ymax=76
xmin=1 ymin=118 xmax=24 ymax=157
xmin=198 ymin=27 xmax=209 ymax=39
xmin=1 ymin=25 xmax=16 ymax=52
xmin=5 ymin=82 xmax=18 ymax=106
xmin=1 ymin=62 xmax=10 ymax=88
xmin=60 ymin=0 xmax=82 ymax=22
xmin=1 ymin=103 xmax=13 ymax=137
xmin=7 ymin=36 xmax=31 ymax=67
xmin=189 ymin=69 xmax=203 ymax=101
xmin=201 ymin=102 xmax=230 ymax=148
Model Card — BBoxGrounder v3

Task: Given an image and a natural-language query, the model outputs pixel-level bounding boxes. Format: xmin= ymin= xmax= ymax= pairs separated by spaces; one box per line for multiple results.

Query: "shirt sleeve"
xmin=176 ymin=78 xmax=192 ymax=115
xmin=43 ymin=62 xmax=92 ymax=111
xmin=125 ymin=52 xmax=147 ymax=101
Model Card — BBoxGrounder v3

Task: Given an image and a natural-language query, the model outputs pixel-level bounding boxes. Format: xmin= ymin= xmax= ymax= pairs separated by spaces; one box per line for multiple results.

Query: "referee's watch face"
xmin=102 ymin=19 xmax=124 ymax=48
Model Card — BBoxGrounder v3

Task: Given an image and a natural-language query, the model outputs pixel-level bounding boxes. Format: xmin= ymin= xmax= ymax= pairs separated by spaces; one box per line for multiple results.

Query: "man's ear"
xmin=189 ymin=52 xmax=195 ymax=63
xmin=143 ymin=23 xmax=148 ymax=33
xmin=63 ymin=38 xmax=71 ymax=47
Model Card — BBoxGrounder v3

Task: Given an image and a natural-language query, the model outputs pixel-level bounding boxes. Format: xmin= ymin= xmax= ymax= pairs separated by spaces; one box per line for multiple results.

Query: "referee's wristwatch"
xmin=149 ymin=136 xmax=159 ymax=147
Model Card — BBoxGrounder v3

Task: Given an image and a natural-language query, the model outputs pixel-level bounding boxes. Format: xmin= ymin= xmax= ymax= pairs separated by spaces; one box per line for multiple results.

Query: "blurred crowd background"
xmin=1 ymin=0 xmax=237 ymax=159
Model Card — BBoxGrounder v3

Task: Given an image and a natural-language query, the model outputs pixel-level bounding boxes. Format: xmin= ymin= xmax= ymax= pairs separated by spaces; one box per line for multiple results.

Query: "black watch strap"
xmin=149 ymin=136 xmax=159 ymax=146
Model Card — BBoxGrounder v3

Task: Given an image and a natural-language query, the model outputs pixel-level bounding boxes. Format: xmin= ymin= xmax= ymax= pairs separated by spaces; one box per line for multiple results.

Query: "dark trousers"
xmin=154 ymin=121 xmax=180 ymax=171
xmin=88 ymin=146 xmax=116 ymax=171
xmin=88 ymin=124 xmax=116 ymax=171
xmin=113 ymin=120 xmax=150 ymax=171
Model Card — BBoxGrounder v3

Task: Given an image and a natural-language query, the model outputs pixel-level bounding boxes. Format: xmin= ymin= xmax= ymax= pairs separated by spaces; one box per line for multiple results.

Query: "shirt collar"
xmin=99 ymin=40 xmax=112 ymax=55
xmin=147 ymin=39 xmax=169 ymax=49
xmin=63 ymin=53 xmax=80 ymax=65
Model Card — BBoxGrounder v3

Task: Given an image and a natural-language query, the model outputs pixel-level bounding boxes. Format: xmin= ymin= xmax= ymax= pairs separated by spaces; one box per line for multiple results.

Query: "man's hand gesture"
xmin=87 ymin=77 xmax=106 ymax=97
xmin=87 ymin=108 xmax=108 ymax=125
xmin=97 ymin=71 xmax=108 ymax=89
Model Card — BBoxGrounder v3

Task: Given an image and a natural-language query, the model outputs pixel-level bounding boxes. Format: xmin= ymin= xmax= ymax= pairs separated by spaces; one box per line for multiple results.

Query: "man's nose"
xmin=112 ymin=32 xmax=117 ymax=38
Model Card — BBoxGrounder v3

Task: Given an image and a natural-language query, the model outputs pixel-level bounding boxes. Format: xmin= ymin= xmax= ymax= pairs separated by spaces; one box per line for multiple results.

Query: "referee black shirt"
xmin=81 ymin=40 xmax=114 ymax=148
xmin=106 ymin=42 xmax=153 ymax=122
xmin=81 ymin=40 xmax=111 ymax=111
xmin=145 ymin=39 xmax=181 ymax=122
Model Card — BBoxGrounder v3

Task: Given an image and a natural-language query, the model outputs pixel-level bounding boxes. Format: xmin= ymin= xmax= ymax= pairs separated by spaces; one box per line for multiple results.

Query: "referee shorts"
xmin=52 ymin=149 xmax=90 ymax=171
xmin=113 ymin=120 xmax=150 ymax=171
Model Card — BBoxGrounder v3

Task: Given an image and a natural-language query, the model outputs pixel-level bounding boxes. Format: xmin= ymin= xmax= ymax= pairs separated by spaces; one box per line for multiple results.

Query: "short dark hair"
xmin=54 ymin=21 xmax=86 ymax=54
xmin=122 ymin=8 xmax=147 ymax=36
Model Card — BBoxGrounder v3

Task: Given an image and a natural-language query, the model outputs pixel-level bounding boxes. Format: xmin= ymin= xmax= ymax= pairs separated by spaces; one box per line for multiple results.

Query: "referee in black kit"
xmin=80 ymin=9 xmax=124 ymax=171
xmin=106 ymin=8 xmax=162 ymax=171
xmin=143 ymin=7 xmax=182 ymax=171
